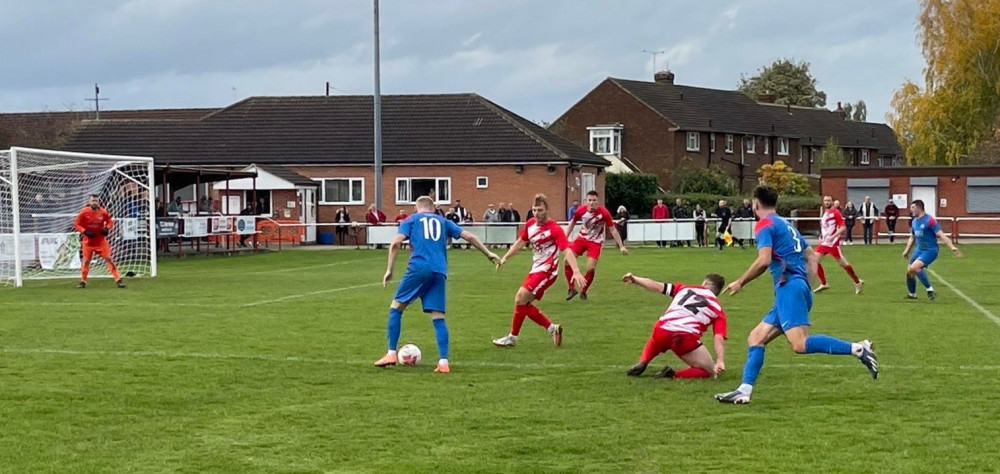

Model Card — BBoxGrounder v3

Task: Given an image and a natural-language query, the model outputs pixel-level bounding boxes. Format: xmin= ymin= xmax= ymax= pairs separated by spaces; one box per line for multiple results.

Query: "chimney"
xmin=836 ymin=101 xmax=843 ymax=112
xmin=654 ymin=70 xmax=675 ymax=85
xmin=757 ymin=94 xmax=777 ymax=104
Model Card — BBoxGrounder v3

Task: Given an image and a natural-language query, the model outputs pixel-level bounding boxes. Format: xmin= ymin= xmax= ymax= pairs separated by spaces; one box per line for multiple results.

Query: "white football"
xmin=398 ymin=344 xmax=422 ymax=366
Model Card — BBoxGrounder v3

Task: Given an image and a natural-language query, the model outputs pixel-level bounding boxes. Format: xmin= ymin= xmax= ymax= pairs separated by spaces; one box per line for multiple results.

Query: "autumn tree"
xmin=819 ymin=137 xmax=849 ymax=169
xmin=757 ymin=160 xmax=812 ymax=196
xmin=887 ymin=0 xmax=1000 ymax=165
xmin=739 ymin=59 xmax=827 ymax=108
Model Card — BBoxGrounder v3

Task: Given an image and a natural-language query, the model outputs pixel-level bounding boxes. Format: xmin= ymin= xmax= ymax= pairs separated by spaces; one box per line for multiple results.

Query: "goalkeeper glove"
xmin=83 ymin=230 xmax=96 ymax=238
xmin=101 ymin=228 xmax=110 ymax=236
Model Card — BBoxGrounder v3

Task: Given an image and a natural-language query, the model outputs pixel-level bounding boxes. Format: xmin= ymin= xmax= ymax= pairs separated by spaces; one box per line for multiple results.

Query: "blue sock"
xmin=387 ymin=307 xmax=403 ymax=351
xmin=916 ymin=270 xmax=932 ymax=289
xmin=805 ymin=334 xmax=853 ymax=355
xmin=432 ymin=318 xmax=449 ymax=360
xmin=906 ymin=277 xmax=917 ymax=294
xmin=741 ymin=346 xmax=765 ymax=386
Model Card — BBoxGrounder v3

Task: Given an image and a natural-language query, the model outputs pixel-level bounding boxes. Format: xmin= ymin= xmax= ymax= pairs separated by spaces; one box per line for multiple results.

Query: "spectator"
xmin=446 ymin=207 xmax=460 ymax=224
xmin=239 ymin=202 xmax=256 ymax=247
xmin=508 ymin=202 xmax=521 ymax=222
xmin=434 ymin=204 xmax=446 ymax=217
xmin=843 ymin=201 xmax=858 ymax=245
xmin=155 ymin=200 xmax=169 ymax=252
xmin=525 ymin=207 xmax=534 ymax=221
xmin=884 ymin=200 xmax=900 ymax=243
xmin=693 ymin=204 xmax=707 ymax=247
xmin=167 ymin=196 xmax=184 ymax=215
xmin=568 ymin=199 xmax=579 ymax=221
xmin=733 ymin=199 xmax=754 ymax=249
xmin=335 ymin=206 xmax=350 ymax=245
xmin=671 ymin=198 xmax=691 ymax=247
xmin=834 ymin=199 xmax=842 ymax=211
xmin=614 ymin=205 xmax=630 ymax=241
xmin=714 ymin=200 xmax=733 ymax=251
xmin=198 ymin=196 xmax=213 ymax=214
xmin=463 ymin=211 xmax=475 ymax=224
xmin=860 ymin=196 xmax=879 ymax=245
xmin=651 ymin=198 xmax=670 ymax=247
xmin=498 ymin=202 xmax=512 ymax=222
xmin=483 ymin=203 xmax=499 ymax=223
xmin=394 ymin=208 xmax=409 ymax=223
xmin=366 ymin=204 xmax=387 ymax=249
xmin=454 ymin=199 xmax=469 ymax=222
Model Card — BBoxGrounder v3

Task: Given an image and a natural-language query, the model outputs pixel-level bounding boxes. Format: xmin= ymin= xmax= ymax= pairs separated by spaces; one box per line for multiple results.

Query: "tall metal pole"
xmin=373 ymin=0 xmax=383 ymax=211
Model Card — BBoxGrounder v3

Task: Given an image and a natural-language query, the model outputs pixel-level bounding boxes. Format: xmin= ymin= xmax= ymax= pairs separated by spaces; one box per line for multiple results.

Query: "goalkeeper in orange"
xmin=74 ymin=194 xmax=126 ymax=289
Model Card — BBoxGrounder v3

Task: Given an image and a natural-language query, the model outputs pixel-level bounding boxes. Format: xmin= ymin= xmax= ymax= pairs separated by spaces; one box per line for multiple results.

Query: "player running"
xmin=813 ymin=195 xmax=864 ymax=295
xmin=564 ymin=190 xmax=628 ymax=301
xmin=73 ymin=194 xmax=125 ymax=289
xmin=375 ymin=196 xmax=499 ymax=373
xmin=493 ymin=193 xmax=587 ymax=348
xmin=623 ymin=272 xmax=727 ymax=380
xmin=902 ymin=199 xmax=961 ymax=300
xmin=716 ymin=185 xmax=879 ymax=405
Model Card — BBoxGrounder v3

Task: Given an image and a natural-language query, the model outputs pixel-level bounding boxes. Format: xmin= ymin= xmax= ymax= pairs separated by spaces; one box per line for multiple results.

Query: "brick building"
xmin=549 ymin=72 xmax=902 ymax=192
xmin=60 ymin=94 xmax=608 ymax=242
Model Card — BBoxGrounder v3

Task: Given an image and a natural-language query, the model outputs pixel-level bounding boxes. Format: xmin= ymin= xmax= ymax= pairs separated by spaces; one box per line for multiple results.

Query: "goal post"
xmin=1 ymin=147 xmax=157 ymax=287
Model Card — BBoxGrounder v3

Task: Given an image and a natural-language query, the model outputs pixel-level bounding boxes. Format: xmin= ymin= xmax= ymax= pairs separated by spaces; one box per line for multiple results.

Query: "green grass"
xmin=2 ymin=245 xmax=1000 ymax=473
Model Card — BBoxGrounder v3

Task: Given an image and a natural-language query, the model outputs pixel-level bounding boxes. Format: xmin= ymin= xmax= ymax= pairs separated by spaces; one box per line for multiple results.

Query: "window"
xmin=778 ymin=138 xmax=790 ymax=155
xmin=725 ymin=134 xmax=734 ymax=153
xmin=710 ymin=133 xmax=716 ymax=152
xmin=396 ymin=177 xmax=451 ymax=204
xmin=244 ymin=190 xmax=272 ymax=216
xmin=587 ymin=126 xmax=622 ymax=155
xmin=763 ymin=138 xmax=769 ymax=155
xmin=686 ymin=132 xmax=700 ymax=151
xmin=746 ymin=136 xmax=756 ymax=154
xmin=860 ymin=149 xmax=870 ymax=165
xmin=967 ymin=178 xmax=1000 ymax=212
xmin=476 ymin=176 xmax=488 ymax=189
xmin=316 ymin=178 xmax=364 ymax=205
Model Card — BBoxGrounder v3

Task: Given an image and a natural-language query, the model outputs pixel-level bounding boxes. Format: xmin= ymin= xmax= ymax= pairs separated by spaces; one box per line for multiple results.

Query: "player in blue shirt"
xmin=716 ymin=186 xmax=879 ymax=405
xmin=902 ymin=199 xmax=961 ymax=300
xmin=375 ymin=196 xmax=499 ymax=373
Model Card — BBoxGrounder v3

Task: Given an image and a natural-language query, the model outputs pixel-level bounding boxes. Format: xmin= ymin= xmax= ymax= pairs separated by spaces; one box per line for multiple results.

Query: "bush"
xmin=758 ymin=160 xmax=812 ymax=196
xmin=605 ymin=173 xmax=660 ymax=216
xmin=671 ymin=165 xmax=738 ymax=195
xmin=654 ymin=192 xmax=821 ymax=217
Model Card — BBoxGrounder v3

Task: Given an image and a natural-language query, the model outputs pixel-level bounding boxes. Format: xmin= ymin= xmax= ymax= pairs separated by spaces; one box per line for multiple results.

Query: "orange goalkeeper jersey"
xmin=74 ymin=206 xmax=114 ymax=243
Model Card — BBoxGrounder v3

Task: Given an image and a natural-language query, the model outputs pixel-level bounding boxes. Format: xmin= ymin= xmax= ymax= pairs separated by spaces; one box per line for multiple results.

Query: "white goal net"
xmin=0 ymin=147 xmax=157 ymax=287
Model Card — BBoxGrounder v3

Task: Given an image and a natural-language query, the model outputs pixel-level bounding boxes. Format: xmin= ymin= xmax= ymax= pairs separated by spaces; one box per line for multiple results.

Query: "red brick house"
xmin=549 ymin=72 xmax=902 ymax=192
xmin=60 ymin=94 xmax=609 ymax=242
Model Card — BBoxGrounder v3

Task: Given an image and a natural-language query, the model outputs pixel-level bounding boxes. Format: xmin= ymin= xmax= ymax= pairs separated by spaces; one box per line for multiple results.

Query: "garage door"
xmin=846 ymin=178 xmax=890 ymax=209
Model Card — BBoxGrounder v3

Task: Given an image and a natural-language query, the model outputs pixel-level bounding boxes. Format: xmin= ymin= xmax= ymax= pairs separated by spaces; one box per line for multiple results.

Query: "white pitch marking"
xmin=927 ymin=269 xmax=1000 ymax=328
xmin=241 ymin=282 xmax=383 ymax=307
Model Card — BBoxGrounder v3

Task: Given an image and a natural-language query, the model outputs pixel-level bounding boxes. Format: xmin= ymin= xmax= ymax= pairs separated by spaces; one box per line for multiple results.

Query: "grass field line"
xmin=927 ymin=268 xmax=1000 ymax=328
xmin=241 ymin=282 xmax=384 ymax=307
xmin=5 ymin=347 xmax=1000 ymax=372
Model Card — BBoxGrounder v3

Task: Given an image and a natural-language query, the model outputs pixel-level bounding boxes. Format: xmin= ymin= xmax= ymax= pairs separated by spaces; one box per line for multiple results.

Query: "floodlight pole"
xmin=373 ymin=0 xmax=383 ymax=211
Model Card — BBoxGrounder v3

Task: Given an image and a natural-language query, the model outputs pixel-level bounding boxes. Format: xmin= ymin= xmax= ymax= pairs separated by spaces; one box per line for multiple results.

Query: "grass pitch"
xmin=2 ymin=244 xmax=1000 ymax=473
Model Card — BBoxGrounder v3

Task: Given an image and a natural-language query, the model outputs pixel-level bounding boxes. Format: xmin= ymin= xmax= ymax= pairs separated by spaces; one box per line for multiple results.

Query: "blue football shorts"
xmin=762 ymin=277 xmax=813 ymax=332
xmin=393 ymin=267 xmax=447 ymax=313
xmin=910 ymin=250 xmax=938 ymax=268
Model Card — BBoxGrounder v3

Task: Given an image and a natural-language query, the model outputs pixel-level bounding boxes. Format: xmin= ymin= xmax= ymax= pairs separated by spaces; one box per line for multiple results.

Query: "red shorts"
xmin=570 ymin=238 xmax=602 ymax=259
xmin=816 ymin=245 xmax=842 ymax=260
xmin=649 ymin=325 xmax=703 ymax=357
xmin=82 ymin=239 xmax=112 ymax=261
xmin=521 ymin=271 xmax=558 ymax=301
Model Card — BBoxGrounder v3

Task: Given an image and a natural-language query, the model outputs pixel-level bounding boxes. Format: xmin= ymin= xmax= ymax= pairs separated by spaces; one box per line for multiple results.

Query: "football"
xmin=398 ymin=344 xmax=422 ymax=366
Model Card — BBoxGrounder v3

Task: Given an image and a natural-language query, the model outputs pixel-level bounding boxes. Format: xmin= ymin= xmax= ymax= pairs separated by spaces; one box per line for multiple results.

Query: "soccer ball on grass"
xmin=398 ymin=344 xmax=422 ymax=366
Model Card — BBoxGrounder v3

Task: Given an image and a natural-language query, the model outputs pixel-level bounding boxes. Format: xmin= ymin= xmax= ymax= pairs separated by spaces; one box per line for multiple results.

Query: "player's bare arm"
xmin=902 ymin=235 xmax=915 ymax=259
xmin=383 ymin=234 xmax=407 ymax=286
xmin=804 ymin=246 xmax=819 ymax=282
xmin=727 ymin=247 xmax=772 ymax=295
xmin=563 ymin=248 xmax=587 ymax=288
xmin=935 ymin=230 xmax=962 ymax=257
xmin=713 ymin=333 xmax=725 ymax=375
xmin=496 ymin=238 xmax=527 ymax=270
xmin=609 ymin=225 xmax=628 ymax=255
xmin=564 ymin=216 xmax=578 ymax=237
xmin=621 ymin=273 xmax=665 ymax=293
xmin=460 ymin=230 xmax=500 ymax=264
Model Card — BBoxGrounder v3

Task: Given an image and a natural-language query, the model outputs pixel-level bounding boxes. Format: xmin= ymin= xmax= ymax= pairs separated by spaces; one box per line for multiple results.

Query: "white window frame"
xmin=778 ymin=138 xmax=790 ymax=156
xmin=316 ymin=177 xmax=364 ymax=205
xmin=860 ymin=149 xmax=870 ymax=165
xmin=476 ymin=176 xmax=489 ymax=189
xmin=725 ymin=134 xmax=734 ymax=153
xmin=746 ymin=136 xmax=756 ymax=154
xmin=587 ymin=126 xmax=622 ymax=155
xmin=686 ymin=132 xmax=700 ymax=151
xmin=395 ymin=177 xmax=452 ymax=205
xmin=710 ymin=133 xmax=716 ymax=153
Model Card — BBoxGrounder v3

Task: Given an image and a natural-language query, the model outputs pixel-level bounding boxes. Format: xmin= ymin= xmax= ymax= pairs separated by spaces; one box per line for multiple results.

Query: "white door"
xmin=581 ymin=173 xmax=596 ymax=202
xmin=911 ymin=186 xmax=937 ymax=217
xmin=298 ymin=188 xmax=317 ymax=242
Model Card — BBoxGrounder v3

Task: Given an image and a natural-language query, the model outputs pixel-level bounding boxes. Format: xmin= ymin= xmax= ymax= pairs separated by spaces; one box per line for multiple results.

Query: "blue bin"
xmin=318 ymin=232 xmax=335 ymax=245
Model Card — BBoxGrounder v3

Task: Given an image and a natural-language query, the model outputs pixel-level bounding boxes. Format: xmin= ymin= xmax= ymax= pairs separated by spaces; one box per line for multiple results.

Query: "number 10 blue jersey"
xmin=397 ymin=212 xmax=463 ymax=276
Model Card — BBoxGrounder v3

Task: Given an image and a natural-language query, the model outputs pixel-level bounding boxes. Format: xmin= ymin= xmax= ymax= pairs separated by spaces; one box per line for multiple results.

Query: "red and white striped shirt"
xmin=520 ymin=218 xmax=570 ymax=274
xmin=657 ymin=283 xmax=727 ymax=338
xmin=572 ymin=205 xmax=615 ymax=244
xmin=820 ymin=208 xmax=845 ymax=247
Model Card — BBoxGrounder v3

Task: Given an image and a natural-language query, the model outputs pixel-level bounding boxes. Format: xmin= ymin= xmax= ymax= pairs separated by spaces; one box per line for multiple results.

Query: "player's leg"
xmin=832 ymin=247 xmax=862 ymax=292
xmin=97 ymin=243 xmax=124 ymax=287
xmin=495 ymin=275 xmax=549 ymax=346
xmin=420 ymin=273 xmax=451 ymax=372
xmin=580 ymin=248 xmax=600 ymax=299
xmin=376 ymin=269 xmax=421 ymax=366
xmin=627 ymin=325 xmax=670 ymax=376
xmin=78 ymin=245 xmax=95 ymax=287
xmin=673 ymin=344 xmax=716 ymax=379
xmin=716 ymin=320 xmax=782 ymax=404
xmin=813 ymin=249 xmax=830 ymax=292
xmin=912 ymin=252 xmax=937 ymax=298
xmin=565 ymin=239 xmax=586 ymax=300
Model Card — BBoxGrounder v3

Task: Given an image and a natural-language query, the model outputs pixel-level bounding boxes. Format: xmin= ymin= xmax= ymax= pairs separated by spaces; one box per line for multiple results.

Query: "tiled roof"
xmin=61 ymin=94 xmax=609 ymax=168
xmin=258 ymin=165 xmax=317 ymax=186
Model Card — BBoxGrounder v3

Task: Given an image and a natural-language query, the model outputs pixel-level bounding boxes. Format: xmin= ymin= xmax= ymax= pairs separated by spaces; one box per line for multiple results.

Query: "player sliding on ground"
xmin=623 ymin=272 xmax=727 ymax=380
xmin=376 ymin=196 xmax=499 ymax=373
xmin=564 ymin=190 xmax=628 ymax=301
xmin=493 ymin=193 xmax=587 ymax=348
xmin=74 ymin=194 xmax=125 ymax=289
xmin=716 ymin=185 xmax=879 ymax=405
xmin=813 ymin=195 xmax=863 ymax=295
xmin=902 ymin=199 xmax=961 ymax=300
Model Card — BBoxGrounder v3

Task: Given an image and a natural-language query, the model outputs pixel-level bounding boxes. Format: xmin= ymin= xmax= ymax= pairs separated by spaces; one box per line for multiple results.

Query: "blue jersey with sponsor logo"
xmin=754 ymin=213 xmax=809 ymax=287
xmin=910 ymin=214 xmax=941 ymax=252
xmin=397 ymin=212 xmax=463 ymax=275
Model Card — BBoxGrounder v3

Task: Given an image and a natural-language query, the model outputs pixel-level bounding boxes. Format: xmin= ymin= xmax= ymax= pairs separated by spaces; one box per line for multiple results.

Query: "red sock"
xmin=844 ymin=265 xmax=860 ymax=284
xmin=81 ymin=265 xmax=90 ymax=282
xmin=564 ymin=262 xmax=574 ymax=289
xmin=107 ymin=261 xmax=120 ymax=280
xmin=639 ymin=336 xmax=662 ymax=363
xmin=817 ymin=263 xmax=827 ymax=285
xmin=583 ymin=269 xmax=595 ymax=293
xmin=673 ymin=367 xmax=712 ymax=379
xmin=511 ymin=306 xmax=528 ymax=336
xmin=522 ymin=304 xmax=552 ymax=329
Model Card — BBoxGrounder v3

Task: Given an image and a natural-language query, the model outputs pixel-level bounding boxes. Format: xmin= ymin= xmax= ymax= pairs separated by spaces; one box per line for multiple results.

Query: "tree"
xmin=739 ymin=58 xmax=827 ymax=108
xmin=852 ymin=100 xmax=867 ymax=121
xmin=818 ymin=137 xmax=849 ymax=169
xmin=605 ymin=173 xmax=660 ymax=217
xmin=886 ymin=0 xmax=1000 ymax=165
xmin=757 ymin=160 xmax=812 ymax=196
xmin=670 ymin=165 xmax=737 ymax=195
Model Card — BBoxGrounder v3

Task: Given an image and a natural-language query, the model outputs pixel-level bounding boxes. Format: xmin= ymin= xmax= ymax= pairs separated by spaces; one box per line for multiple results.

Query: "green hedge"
xmin=640 ymin=193 xmax=821 ymax=218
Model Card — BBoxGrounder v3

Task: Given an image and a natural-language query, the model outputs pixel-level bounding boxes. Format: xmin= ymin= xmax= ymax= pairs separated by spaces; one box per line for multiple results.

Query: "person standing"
xmin=564 ymin=190 xmax=629 ymax=301
xmin=671 ymin=198 xmax=691 ymax=247
xmin=652 ymin=199 xmax=670 ymax=247
xmin=239 ymin=202 xmax=257 ymax=248
xmin=614 ymin=205 xmax=630 ymax=242
xmin=508 ymin=202 xmax=521 ymax=222
xmin=714 ymin=200 xmax=733 ymax=251
xmin=483 ymin=203 xmax=499 ymax=223
xmin=813 ymin=195 xmax=864 ymax=295
xmin=366 ymin=204 xmax=387 ymax=249
xmin=843 ymin=201 xmax=858 ymax=245
xmin=860 ymin=196 xmax=879 ymax=245
xmin=73 ymin=194 xmax=125 ymax=289
xmin=693 ymin=204 xmax=707 ymax=247
xmin=394 ymin=209 xmax=410 ymax=223
xmin=733 ymin=199 xmax=754 ymax=249
xmin=454 ymin=199 xmax=469 ymax=222
xmin=884 ymin=200 xmax=900 ymax=243
xmin=902 ymin=199 xmax=962 ymax=300
xmin=335 ymin=206 xmax=350 ymax=245
xmin=567 ymin=199 xmax=579 ymax=221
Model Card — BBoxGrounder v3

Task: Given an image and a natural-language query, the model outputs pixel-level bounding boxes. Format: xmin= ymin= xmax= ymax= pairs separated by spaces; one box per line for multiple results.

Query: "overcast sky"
xmin=1 ymin=0 xmax=924 ymax=124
